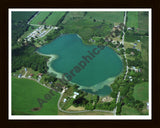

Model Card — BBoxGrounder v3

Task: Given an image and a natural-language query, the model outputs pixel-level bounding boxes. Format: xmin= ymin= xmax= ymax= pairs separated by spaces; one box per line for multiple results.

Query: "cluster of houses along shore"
xmin=25 ymin=25 xmax=55 ymax=41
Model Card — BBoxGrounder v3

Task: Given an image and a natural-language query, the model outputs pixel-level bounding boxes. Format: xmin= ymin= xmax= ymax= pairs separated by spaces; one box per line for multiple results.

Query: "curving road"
xmin=114 ymin=11 xmax=128 ymax=115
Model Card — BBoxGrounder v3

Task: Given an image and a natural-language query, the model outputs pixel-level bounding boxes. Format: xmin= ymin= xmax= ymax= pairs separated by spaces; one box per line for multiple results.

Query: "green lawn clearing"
xmin=133 ymin=82 xmax=149 ymax=102
xmin=127 ymin=12 xmax=138 ymax=29
xmin=12 ymin=78 xmax=60 ymax=115
xmin=121 ymin=105 xmax=141 ymax=115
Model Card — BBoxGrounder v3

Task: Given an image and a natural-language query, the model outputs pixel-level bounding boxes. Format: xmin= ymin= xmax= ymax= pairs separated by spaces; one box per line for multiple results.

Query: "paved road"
xmin=57 ymin=89 xmax=114 ymax=114
xmin=114 ymin=11 xmax=128 ymax=115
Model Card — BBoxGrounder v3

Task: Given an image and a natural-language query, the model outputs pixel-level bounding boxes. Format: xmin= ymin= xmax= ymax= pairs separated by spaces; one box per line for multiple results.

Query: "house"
xmin=63 ymin=98 xmax=67 ymax=103
xmin=38 ymin=73 xmax=43 ymax=78
xmin=147 ymin=102 xmax=149 ymax=110
xmin=137 ymin=40 xmax=140 ymax=42
xmin=129 ymin=76 xmax=132 ymax=78
xmin=130 ymin=79 xmax=133 ymax=82
xmin=133 ymin=46 xmax=136 ymax=49
xmin=73 ymin=92 xmax=79 ymax=99
xmin=127 ymin=27 xmax=132 ymax=30
xmin=138 ymin=68 xmax=142 ymax=72
xmin=134 ymin=43 xmax=137 ymax=46
xmin=18 ymin=74 xmax=22 ymax=78
xmin=30 ymin=74 xmax=34 ymax=77
xmin=132 ymin=66 xmax=136 ymax=70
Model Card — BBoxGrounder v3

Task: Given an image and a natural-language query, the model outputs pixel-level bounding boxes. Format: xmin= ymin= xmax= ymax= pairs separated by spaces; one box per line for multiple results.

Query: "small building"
xmin=132 ymin=66 xmax=136 ymax=70
xmin=127 ymin=27 xmax=132 ymax=30
xmin=137 ymin=40 xmax=140 ymax=42
xmin=133 ymin=46 xmax=136 ymax=49
xmin=134 ymin=43 xmax=137 ymax=46
xmin=129 ymin=76 xmax=132 ymax=79
xmin=18 ymin=74 xmax=22 ymax=78
xmin=139 ymin=68 xmax=142 ymax=72
xmin=38 ymin=73 xmax=43 ymax=78
xmin=30 ymin=74 xmax=33 ymax=77
xmin=73 ymin=92 xmax=79 ymax=99
xmin=147 ymin=102 xmax=149 ymax=110
xmin=130 ymin=52 xmax=135 ymax=55
xmin=63 ymin=98 xmax=67 ymax=103
xmin=25 ymin=68 xmax=27 ymax=72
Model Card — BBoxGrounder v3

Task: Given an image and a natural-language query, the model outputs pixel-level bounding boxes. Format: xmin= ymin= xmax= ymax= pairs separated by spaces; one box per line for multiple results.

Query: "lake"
xmin=37 ymin=34 xmax=123 ymax=96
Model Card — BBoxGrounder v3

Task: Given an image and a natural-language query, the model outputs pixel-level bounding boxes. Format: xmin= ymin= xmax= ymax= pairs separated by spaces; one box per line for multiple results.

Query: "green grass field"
xmin=45 ymin=12 xmax=65 ymax=25
xmin=121 ymin=105 xmax=140 ymax=115
xmin=84 ymin=12 xmax=124 ymax=24
xmin=127 ymin=12 xmax=138 ymax=29
xmin=138 ymin=12 xmax=149 ymax=34
xmin=12 ymin=78 xmax=60 ymax=115
xmin=30 ymin=12 xmax=51 ymax=25
xmin=133 ymin=82 xmax=149 ymax=102
xmin=62 ymin=12 xmax=85 ymax=23
xmin=61 ymin=18 xmax=113 ymax=43
xmin=141 ymin=36 xmax=149 ymax=80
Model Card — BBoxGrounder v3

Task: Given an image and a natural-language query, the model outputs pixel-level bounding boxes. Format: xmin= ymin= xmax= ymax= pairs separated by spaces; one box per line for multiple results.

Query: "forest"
xmin=12 ymin=45 xmax=49 ymax=73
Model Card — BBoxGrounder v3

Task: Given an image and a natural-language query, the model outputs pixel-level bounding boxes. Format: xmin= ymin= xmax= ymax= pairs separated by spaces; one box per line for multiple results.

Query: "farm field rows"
xmin=30 ymin=12 xmax=51 ymax=25
xmin=45 ymin=12 xmax=65 ymax=25
xmin=12 ymin=78 xmax=60 ymax=115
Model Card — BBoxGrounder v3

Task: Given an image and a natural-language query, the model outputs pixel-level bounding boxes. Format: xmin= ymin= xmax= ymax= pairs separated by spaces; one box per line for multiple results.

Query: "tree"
xmin=93 ymin=19 xmax=96 ymax=22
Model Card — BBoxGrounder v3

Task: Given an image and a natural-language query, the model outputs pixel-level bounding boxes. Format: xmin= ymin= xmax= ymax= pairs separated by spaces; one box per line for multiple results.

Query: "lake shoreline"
xmin=36 ymin=34 xmax=124 ymax=96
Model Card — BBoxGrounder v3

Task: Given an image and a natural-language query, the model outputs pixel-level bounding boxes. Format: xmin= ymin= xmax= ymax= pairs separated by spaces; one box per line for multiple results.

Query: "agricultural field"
xmin=126 ymin=12 xmax=138 ymax=29
xmin=138 ymin=12 xmax=149 ymax=34
xmin=29 ymin=12 xmax=51 ymax=25
xmin=45 ymin=12 xmax=65 ymax=25
xmin=133 ymin=82 xmax=149 ymax=102
xmin=121 ymin=105 xmax=141 ymax=115
xmin=12 ymin=78 xmax=60 ymax=115
xmin=84 ymin=12 xmax=124 ymax=24
xmin=61 ymin=18 xmax=113 ymax=43
xmin=62 ymin=12 xmax=85 ymax=23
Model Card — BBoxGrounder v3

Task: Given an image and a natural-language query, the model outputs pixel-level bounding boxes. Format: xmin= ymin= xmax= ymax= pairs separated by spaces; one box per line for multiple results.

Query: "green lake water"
xmin=37 ymin=34 xmax=123 ymax=96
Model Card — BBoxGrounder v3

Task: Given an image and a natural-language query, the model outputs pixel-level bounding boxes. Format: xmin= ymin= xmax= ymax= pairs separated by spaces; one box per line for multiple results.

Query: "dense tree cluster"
xmin=12 ymin=12 xmax=37 ymax=48
xmin=96 ymin=99 xmax=116 ymax=111
xmin=12 ymin=45 xmax=49 ymax=73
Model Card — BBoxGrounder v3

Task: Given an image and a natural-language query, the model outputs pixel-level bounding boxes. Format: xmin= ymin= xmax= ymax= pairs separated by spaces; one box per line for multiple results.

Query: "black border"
xmin=0 ymin=0 xmax=160 ymax=128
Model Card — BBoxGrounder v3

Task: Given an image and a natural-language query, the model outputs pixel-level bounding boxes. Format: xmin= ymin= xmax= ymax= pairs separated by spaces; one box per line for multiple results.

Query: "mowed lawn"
xmin=30 ymin=12 xmax=51 ymax=25
xmin=127 ymin=12 xmax=138 ymax=29
xmin=84 ymin=12 xmax=124 ymax=24
xmin=12 ymin=78 xmax=60 ymax=115
xmin=133 ymin=82 xmax=149 ymax=102
xmin=45 ymin=12 xmax=65 ymax=25
xmin=121 ymin=105 xmax=140 ymax=115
